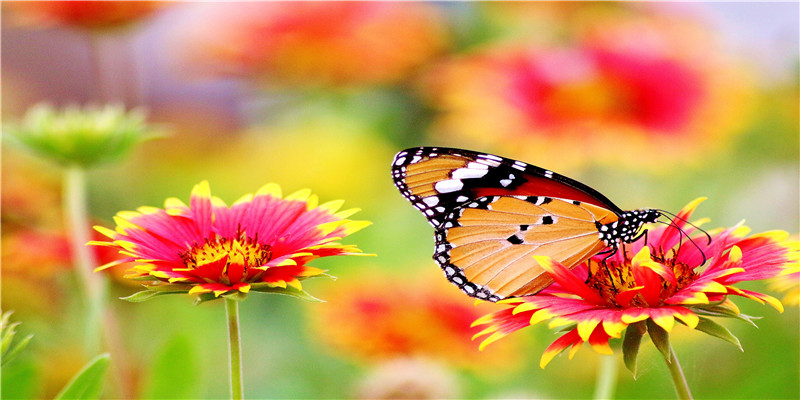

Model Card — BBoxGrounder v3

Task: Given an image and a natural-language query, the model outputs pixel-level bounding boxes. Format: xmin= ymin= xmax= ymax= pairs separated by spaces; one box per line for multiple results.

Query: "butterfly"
xmin=391 ymin=146 xmax=664 ymax=302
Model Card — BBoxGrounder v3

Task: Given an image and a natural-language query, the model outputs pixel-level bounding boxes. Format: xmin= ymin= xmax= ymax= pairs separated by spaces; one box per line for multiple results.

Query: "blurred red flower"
xmin=7 ymin=1 xmax=165 ymax=31
xmin=308 ymin=270 xmax=521 ymax=371
xmin=171 ymin=2 xmax=449 ymax=87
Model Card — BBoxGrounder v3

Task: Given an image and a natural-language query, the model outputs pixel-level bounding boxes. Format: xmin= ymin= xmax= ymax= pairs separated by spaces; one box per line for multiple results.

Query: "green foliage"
xmin=141 ymin=335 xmax=200 ymax=399
xmin=53 ymin=354 xmax=111 ymax=400
xmin=1 ymin=310 xmax=34 ymax=367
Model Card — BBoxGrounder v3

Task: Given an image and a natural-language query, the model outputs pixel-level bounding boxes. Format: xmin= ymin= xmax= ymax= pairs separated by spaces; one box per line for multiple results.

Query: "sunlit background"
xmin=2 ymin=2 xmax=798 ymax=399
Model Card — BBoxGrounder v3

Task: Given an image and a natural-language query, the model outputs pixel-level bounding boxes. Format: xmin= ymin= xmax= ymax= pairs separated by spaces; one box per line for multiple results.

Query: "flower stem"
xmin=225 ymin=298 xmax=244 ymax=400
xmin=593 ymin=354 xmax=618 ymax=400
xmin=63 ymin=165 xmax=106 ymax=354
xmin=663 ymin=344 xmax=693 ymax=400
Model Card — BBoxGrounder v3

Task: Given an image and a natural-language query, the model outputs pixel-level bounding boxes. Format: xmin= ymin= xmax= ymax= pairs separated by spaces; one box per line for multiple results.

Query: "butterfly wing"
xmin=391 ymin=147 xmax=630 ymax=301
xmin=434 ymin=195 xmax=618 ymax=301
xmin=392 ymin=147 xmax=624 ymax=228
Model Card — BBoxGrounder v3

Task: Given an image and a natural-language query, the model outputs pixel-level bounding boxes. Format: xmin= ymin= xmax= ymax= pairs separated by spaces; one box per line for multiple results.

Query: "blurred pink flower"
xmin=421 ymin=10 xmax=752 ymax=171
xmin=171 ymin=2 xmax=449 ymax=87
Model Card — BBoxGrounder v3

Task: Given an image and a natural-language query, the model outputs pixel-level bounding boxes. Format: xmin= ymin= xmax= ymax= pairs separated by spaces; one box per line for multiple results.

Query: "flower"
xmin=355 ymin=358 xmax=461 ymax=400
xmin=171 ymin=2 xmax=448 ymax=88
xmin=770 ymin=261 xmax=800 ymax=307
xmin=5 ymin=104 xmax=161 ymax=168
xmin=308 ymin=270 xmax=521 ymax=370
xmin=7 ymin=1 xmax=165 ymax=31
xmin=420 ymin=11 xmax=752 ymax=171
xmin=473 ymin=198 xmax=798 ymax=368
xmin=91 ymin=181 xmax=369 ymax=302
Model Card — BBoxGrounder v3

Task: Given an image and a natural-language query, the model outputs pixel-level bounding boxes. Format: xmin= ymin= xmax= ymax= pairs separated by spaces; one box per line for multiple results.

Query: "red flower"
xmin=8 ymin=1 xmax=165 ymax=31
xmin=91 ymin=181 xmax=369 ymax=301
xmin=473 ymin=198 xmax=797 ymax=368
xmin=171 ymin=2 xmax=448 ymax=87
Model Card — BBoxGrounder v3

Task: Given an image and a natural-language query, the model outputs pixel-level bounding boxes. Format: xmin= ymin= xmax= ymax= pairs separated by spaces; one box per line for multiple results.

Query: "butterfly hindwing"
xmin=434 ymin=195 xmax=617 ymax=300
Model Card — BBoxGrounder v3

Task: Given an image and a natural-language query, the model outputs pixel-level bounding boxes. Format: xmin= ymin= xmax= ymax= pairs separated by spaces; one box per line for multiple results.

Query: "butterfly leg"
xmin=588 ymin=245 xmax=619 ymax=294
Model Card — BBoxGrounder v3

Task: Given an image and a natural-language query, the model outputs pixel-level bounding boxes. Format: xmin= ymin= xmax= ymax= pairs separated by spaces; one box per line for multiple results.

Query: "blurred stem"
xmin=225 ymin=298 xmax=244 ymax=400
xmin=593 ymin=354 xmax=618 ymax=400
xmin=63 ymin=165 xmax=106 ymax=354
xmin=663 ymin=344 xmax=693 ymax=400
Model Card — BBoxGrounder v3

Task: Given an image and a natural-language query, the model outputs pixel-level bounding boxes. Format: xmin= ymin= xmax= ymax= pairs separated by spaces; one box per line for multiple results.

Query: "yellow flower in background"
xmin=171 ymin=2 xmax=449 ymax=88
xmin=420 ymin=9 xmax=753 ymax=171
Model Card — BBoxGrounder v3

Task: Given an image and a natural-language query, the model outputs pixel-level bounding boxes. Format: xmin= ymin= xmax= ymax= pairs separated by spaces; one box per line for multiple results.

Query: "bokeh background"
xmin=2 ymin=2 xmax=798 ymax=399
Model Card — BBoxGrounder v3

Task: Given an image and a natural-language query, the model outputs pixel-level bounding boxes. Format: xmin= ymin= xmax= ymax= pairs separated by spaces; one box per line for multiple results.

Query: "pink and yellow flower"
xmin=172 ymin=2 xmax=448 ymax=88
xmin=473 ymin=198 xmax=798 ymax=368
xmin=91 ymin=181 xmax=369 ymax=301
xmin=770 ymin=261 xmax=800 ymax=307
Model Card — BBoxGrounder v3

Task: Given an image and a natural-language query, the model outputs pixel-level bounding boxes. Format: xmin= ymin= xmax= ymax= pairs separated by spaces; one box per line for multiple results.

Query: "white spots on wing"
xmin=512 ymin=161 xmax=527 ymax=171
xmin=499 ymin=173 xmax=516 ymax=187
xmin=435 ymin=179 xmax=464 ymax=193
xmin=451 ymin=166 xmax=489 ymax=180
xmin=422 ymin=197 xmax=439 ymax=206
xmin=393 ymin=156 xmax=406 ymax=166
xmin=456 ymin=195 xmax=469 ymax=203
xmin=467 ymin=162 xmax=489 ymax=170
xmin=544 ymin=170 xmax=554 ymax=178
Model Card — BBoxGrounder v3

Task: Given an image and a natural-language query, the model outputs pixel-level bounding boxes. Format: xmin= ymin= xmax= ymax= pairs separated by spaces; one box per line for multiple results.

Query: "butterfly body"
xmin=392 ymin=147 xmax=660 ymax=301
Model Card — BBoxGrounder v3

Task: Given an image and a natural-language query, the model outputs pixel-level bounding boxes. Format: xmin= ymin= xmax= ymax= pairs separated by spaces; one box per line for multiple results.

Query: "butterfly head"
xmin=598 ymin=208 xmax=661 ymax=247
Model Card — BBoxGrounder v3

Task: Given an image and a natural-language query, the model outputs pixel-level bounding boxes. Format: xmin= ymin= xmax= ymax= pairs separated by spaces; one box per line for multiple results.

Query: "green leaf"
xmin=1 ymin=333 xmax=33 ymax=367
xmin=694 ymin=317 xmax=743 ymax=351
xmin=121 ymin=289 xmax=186 ymax=303
xmin=646 ymin=319 xmax=671 ymax=360
xmin=54 ymin=353 xmax=111 ymax=400
xmin=692 ymin=305 xmax=760 ymax=327
xmin=249 ymin=284 xmax=325 ymax=302
xmin=142 ymin=335 xmax=199 ymax=399
xmin=1 ymin=358 xmax=38 ymax=399
xmin=622 ymin=321 xmax=647 ymax=378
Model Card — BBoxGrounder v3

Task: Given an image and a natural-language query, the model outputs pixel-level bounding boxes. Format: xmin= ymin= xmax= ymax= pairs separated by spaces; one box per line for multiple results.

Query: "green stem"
xmin=593 ymin=354 xmax=618 ymax=400
xmin=225 ymin=298 xmax=244 ymax=400
xmin=663 ymin=344 xmax=693 ymax=400
xmin=63 ymin=166 xmax=106 ymax=354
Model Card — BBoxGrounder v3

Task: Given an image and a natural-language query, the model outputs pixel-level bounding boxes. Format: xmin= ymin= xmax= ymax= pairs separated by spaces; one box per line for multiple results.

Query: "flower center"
xmin=180 ymin=234 xmax=272 ymax=271
xmin=586 ymin=250 xmax=699 ymax=307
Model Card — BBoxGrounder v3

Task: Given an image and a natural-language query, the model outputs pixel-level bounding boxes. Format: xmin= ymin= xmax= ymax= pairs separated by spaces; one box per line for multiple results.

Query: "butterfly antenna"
xmin=655 ymin=209 xmax=710 ymax=265
xmin=656 ymin=209 xmax=712 ymax=245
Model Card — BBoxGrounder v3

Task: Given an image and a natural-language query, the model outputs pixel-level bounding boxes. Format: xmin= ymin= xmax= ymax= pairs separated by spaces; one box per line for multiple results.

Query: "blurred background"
xmin=1 ymin=2 xmax=797 ymax=399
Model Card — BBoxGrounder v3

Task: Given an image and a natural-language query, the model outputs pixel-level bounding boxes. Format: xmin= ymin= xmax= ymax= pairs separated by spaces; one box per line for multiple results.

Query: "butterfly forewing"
xmin=392 ymin=147 xmax=624 ymax=228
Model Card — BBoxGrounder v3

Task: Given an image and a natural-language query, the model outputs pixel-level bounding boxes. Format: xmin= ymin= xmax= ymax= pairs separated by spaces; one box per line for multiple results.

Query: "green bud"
xmin=5 ymin=103 xmax=161 ymax=167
